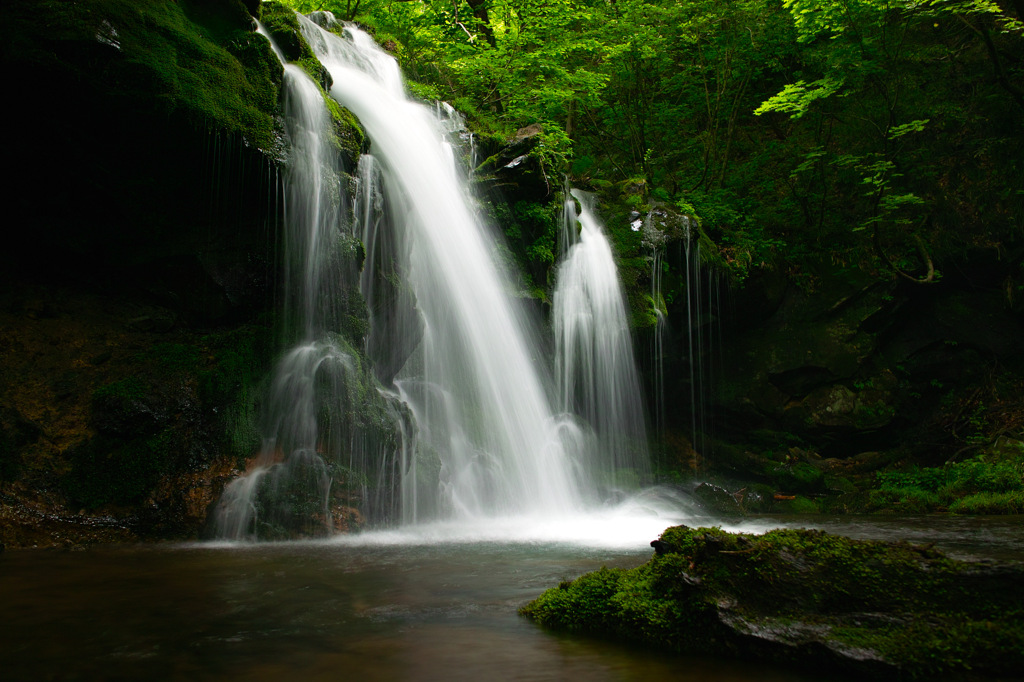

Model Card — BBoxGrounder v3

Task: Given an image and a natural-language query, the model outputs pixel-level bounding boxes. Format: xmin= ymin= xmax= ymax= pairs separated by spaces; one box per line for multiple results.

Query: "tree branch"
xmin=874 ymin=221 xmax=938 ymax=284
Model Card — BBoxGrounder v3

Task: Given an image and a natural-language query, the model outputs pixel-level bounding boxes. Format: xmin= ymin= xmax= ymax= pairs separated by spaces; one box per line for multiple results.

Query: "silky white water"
xmin=553 ymin=190 xmax=650 ymax=490
xmin=214 ymin=25 xmax=410 ymax=539
xmin=217 ymin=15 xmax=662 ymax=537
xmin=679 ymin=217 xmax=722 ymax=459
xmin=300 ymin=15 xmax=596 ymax=520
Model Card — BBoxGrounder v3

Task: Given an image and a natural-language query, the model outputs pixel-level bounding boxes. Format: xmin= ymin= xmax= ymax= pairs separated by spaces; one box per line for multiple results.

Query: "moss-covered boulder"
xmin=521 ymin=525 xmax=1024 ymax=680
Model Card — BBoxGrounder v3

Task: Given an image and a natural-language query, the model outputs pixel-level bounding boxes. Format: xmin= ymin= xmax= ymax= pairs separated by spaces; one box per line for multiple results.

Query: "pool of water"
xmin=1 ymin=513 xmax=1021 ymax=681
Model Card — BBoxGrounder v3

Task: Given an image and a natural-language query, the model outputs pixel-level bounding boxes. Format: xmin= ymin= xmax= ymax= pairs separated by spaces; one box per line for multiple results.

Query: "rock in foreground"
xmin=520 ymin=526 xmax=1024 ymax=680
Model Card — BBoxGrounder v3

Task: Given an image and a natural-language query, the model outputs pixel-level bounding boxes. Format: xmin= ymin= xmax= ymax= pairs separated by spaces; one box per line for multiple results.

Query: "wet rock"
xmin=650 ymin=539 xmax=678 ymax=555
xmin=0 ymin=407 xmax=43 ymax=481
xmin=692 ymin=482 xmax=745 ymax=516
xmin=476 ymin=125 xmax=553 ymax=203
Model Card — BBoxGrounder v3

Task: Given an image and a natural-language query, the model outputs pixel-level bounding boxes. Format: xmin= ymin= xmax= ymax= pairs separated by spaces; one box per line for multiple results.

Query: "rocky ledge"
xmin=520 ymin=525 xmax=1024 ymax=680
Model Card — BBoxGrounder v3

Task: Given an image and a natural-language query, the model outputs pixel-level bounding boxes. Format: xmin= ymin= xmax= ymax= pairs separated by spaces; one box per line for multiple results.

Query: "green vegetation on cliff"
xmin=279 ymin=0 xmax=1022 ymax=288
xmin=64 ymin=326 xmax=272 ymax=515
xmin=2 ymin=0 xmax=282 ymax=149
xmin=522 ymin=525 xmax=1024 ymax=679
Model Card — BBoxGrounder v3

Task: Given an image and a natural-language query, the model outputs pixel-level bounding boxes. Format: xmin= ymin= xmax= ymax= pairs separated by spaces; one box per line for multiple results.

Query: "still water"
xmin=2 ymin=514 xmax=1021 ymax=681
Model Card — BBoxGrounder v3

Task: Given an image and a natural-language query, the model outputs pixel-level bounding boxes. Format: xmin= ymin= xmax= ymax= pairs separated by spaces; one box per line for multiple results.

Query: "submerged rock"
xmin=521 ymin=525 xmax=1024 ymax=680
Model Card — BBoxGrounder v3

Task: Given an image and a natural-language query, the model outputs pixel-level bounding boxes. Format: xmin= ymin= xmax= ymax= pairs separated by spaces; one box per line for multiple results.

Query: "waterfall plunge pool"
xmin=2 ymin=513 xmax=1022 ymax=681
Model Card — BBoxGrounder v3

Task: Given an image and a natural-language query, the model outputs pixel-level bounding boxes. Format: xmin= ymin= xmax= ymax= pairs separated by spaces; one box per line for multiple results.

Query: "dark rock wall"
xmin=653 ymin=243 xmax=1024 ymax=485
xmin=0 ymin=0 xmax=287 ymax=546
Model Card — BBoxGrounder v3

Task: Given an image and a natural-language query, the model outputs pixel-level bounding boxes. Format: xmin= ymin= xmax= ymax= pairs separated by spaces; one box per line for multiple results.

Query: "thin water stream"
xmin=2 ymin=515 xmax=1021 ymax=681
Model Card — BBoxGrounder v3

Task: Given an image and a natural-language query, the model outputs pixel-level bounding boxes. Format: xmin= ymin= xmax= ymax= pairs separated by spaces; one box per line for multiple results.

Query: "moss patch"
xmin=521 ymin=525 xmax=1024 ymax=679
xmin=866 ymin=442 xmax=1024 ymax=514
xmin=2 ymin=0 xmax=281 ymax=150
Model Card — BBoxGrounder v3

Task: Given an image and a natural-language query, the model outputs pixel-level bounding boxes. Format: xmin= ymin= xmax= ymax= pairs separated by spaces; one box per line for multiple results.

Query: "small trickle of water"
xmin=642 ymin=211 xmax=669 ymax=435
xmin=677 ymin=216 xmax=722 ymax=461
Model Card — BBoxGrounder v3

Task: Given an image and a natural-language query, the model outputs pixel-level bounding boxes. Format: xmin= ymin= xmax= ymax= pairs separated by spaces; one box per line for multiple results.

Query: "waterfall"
xmin=553 ymin=190 xmax=650 ymax=494
xmin=213 ymin=24 xmax=411 ymax=539
xmin=215 ymin=14 xmax=659 ymax=538
xmin=300 ymin=14 xmax=598 ymax=519
xmin=643 ymin=214 xmax=668 ymax=436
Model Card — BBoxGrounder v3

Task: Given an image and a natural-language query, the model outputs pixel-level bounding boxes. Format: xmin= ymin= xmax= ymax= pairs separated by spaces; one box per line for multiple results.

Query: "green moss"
xmin=324 ymin=96 xmax=366 ymax=161
xmin=867 ymin=486 xmax=941 ymax=513
xmin=139 ymin=343 xmax=204 ymax=374
xmin=769 ymin=460 xmax=825 ymax=493
xmin=70 ymin=324 xmax=274 ymax=507
xmin=28 ymin=0 xmax=280 ymax=149
xmin=92 ymin=376 xmax=151 ymax=429
xmin=259 ymin=2 xmax=310 ymax=60
xmin=865 ymin=450 xmax=1024 ymax=514
xmin=258 ymin=3 xmax=364 ymax=162
xmin=93 ymin=376 xmax=148 ymax=404
xmin=830 ymin=619 xmax=1024 ymax=678
xmin=260 ymin=2 xmax=330 ymax=85
xmin=199 ymin=325 xmax=273 ymax=460
xmin=523 ymin=526 xmax=1024 ymax=678
xmin=948 ymin=490 xmax=1024 ymax=514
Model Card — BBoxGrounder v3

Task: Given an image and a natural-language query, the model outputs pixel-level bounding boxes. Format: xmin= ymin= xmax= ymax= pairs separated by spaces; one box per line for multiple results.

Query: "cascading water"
xmin=647 ymin=210 xmax=721 ymax=463
xmin=553 ymin=190 xmax=651 ymax=494
xmin=214 ymin=13 xmax=674 ymax=539
xmin=213 ymin=24 xmax=411 ymax=539
xmin=299 ymin=14 xmax=596 ymax=520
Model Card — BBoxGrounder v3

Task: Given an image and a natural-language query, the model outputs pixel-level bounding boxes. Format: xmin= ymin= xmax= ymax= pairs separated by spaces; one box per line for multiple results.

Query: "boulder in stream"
xmin=521 ymin=525 xmax=1024 ymax=680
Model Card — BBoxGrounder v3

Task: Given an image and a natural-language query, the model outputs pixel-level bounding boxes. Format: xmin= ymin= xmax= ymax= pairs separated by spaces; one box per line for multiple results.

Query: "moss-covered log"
xmin=521 ymin=525 xmax=1024 ymax=680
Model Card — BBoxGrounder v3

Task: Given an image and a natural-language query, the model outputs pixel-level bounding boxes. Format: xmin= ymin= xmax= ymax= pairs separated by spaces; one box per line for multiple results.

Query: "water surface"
xmin=2 ymin=514 xmax=1021 ymax=681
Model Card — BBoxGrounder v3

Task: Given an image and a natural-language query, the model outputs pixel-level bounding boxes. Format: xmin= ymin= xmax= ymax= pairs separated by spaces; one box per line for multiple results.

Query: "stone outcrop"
xmin=522 ymin=525 xmax=1024 ymax=680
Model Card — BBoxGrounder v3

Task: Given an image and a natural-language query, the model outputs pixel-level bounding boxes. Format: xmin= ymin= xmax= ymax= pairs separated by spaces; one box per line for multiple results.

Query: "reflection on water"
xmin=1 ymin=515 xmax=1020 ymax=681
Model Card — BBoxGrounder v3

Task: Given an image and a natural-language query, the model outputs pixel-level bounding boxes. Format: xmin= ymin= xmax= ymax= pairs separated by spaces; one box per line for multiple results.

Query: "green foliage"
xmin=484 ymin=198 xmax=561 ymax=294
xmin=266 ymin=0 xmax=1023 ymax=311
xmin=754 ymin=77 xmax=844 ymax=118
xmin=296 ymin=0 xmax=1022 ymax=286
xmin=868 ymin=448 xmax=1024 ymax=513
xmin=949 ymin=490 xmax=1024 ymax=514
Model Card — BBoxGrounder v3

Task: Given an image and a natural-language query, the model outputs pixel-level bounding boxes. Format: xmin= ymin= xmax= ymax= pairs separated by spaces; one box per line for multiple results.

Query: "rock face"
xmin=0 ymin=0 xmax=285 ymax=547
xmin=0 ymin=0 xmax=372 ymax=547
xmin=2 ymin=0 xmax=284 ymax=324
xmin=650 ymin=244 xmax=1024 ymax=480
xmin=521 ymin=525 xmax=1024 ymax=680
xmin=0 ymin=282 xmax=272 ymax=546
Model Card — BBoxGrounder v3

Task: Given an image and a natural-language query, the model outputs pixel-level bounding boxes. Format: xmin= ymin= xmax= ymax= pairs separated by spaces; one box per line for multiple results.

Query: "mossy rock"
xmin=260 ymin=1 xmax=332 ymax=89
xmin=64 ymin=431 xmax=176 ymax=509
xmin=63 ymin=327 xmax=272 ymax=517
xmin=692 ymin=482 xmax=745 ymax=516
xmin=2 ymin=0 xmax=282 ymax=150
xmin=3 ymin=0 xmax=284 ymax=321
xmin=767 ymin=460 xmax=826 ymax=495
xmin=522 ymin=525 xmax=1024 ymax=680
